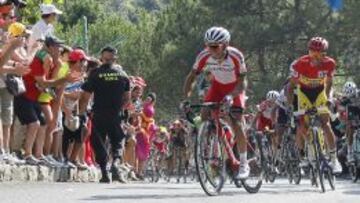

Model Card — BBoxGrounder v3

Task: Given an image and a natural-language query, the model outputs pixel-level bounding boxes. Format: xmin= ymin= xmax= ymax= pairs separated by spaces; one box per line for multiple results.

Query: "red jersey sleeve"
xmin=289 ymin=59 xmax=301 ymax=80
xmin=228 ymin=47 xmax=247 ymax=76
xmin=192 ymin=49 xmax=211 ymax=75
xmin=325 ymin=57 xmax=336 ymax=78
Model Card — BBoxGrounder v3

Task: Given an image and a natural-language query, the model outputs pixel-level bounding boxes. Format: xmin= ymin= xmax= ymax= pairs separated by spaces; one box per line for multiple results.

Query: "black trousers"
xmin=91 ymin=113 xmax=125 ymax=170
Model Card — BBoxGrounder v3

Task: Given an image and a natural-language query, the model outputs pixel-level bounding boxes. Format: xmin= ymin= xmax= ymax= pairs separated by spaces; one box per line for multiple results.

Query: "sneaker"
xmin=329 ymin=158 xmax=342 ymax=174
xmin=110 ymin=164 xmax=128 ymax=183
xmin=65 ymin=160 xmax=77 ymax=169
xmin=46 ymin=155 xmax=64 ymax=167
xmin=119 ymin=163 xmax=131 ymax=173
xmin=3 ymin=153 xmax=14 ymax=165
xmin=129 ymin=170 xmax=139 ymax=181
xmin=25 ymin=155 xmax=40 ymax=165
xmin=38 ymin=155 xmax=56 ymax=167
xmin=10 ymin=153 xmax=25 ymax=165
xmin=235 ymin=162 xmax=250 ymax=180
xmin=73 ymin=161 xmax=89 ymax=171
xmin=300 ymin=168 xmax=305 ymax=176
xmin=0 ymin=153 xmax=5 ymax=164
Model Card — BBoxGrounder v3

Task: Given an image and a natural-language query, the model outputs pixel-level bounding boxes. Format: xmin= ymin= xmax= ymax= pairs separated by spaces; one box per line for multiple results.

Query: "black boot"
xmin=99 ymin=167 xmax=111 ymax=183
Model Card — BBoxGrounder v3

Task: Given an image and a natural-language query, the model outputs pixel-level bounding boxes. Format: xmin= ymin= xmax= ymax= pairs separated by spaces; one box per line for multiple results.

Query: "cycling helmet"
xmin=308 ymin=37 xmax=329 ymax=52
xmin=266 ymin=90 xmax=280 ymax=101
xmin=204 ymin=27 xmax=231 ymax=44
xmin=343 ymin=81 xmax=357 ymax=97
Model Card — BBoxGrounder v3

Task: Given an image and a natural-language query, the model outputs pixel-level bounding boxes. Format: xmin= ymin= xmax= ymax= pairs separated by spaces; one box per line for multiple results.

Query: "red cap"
xmin=69 ymin=49 xmax=89 ymax=62
xmin=0 ymin=5 xmax=13 ymax=14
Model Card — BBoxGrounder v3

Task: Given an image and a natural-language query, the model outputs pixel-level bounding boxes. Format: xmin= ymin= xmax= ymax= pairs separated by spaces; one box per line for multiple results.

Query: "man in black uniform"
xmin=79 ymin=46 xmax=130 ymax=183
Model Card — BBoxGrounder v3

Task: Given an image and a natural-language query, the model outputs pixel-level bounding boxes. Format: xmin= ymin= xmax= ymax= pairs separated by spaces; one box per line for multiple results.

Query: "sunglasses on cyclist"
xmin=207 ymin=44 xmax=221 ymax=49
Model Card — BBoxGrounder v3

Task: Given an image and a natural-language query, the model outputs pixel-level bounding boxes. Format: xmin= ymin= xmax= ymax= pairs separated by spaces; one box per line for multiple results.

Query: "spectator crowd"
xmin=0 ymin=1 xmax=170 ymax=183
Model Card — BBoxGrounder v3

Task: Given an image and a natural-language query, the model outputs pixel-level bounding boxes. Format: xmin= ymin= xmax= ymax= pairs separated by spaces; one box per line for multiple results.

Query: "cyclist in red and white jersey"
xmin=253 ymin=91 xmax=279 ymax=132
xmin=183 ymin=27 xmax=249 ymax=179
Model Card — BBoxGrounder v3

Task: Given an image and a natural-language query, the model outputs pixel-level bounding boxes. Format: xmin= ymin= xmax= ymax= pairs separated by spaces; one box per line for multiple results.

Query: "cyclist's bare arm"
xmin=325 ymin=77 xmax=333 ymax=98
xmin=286 ymin=78 xmax=296 ymax=106
xmin=271 ymin=105 xmax=278 ymax=123
xmin=183 ymin=69 xmax=198 ymax=98
xmin=229 ymin=74 xmax=247 ymax=98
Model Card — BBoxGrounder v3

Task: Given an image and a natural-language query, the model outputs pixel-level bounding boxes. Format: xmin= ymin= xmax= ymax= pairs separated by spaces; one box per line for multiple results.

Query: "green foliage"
xmin=18 ymin=0 xmax=360 ymax=119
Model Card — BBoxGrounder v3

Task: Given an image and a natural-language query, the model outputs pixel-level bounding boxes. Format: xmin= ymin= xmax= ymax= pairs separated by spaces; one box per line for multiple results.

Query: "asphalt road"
xmin=0 ymin=178 xmax=359 ymax=203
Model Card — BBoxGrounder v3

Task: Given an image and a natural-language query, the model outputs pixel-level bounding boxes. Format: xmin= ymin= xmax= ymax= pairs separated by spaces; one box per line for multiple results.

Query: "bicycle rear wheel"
xmin=195 ymin=121 xmax=226 ymax=196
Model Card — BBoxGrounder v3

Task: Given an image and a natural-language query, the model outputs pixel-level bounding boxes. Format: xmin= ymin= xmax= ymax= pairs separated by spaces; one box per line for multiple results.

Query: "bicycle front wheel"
xmin=195 ymin=121 xmax=226 ymax=196
xmin=240 ymin=131 xmax=263 ymax=193
xmin=312 ymin=129 xmax=325 ymax=193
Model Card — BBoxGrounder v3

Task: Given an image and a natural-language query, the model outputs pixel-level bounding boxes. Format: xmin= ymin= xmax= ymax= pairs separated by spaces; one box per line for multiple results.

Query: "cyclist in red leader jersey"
xmin=183 ymin=27 xmax=249 ymax=179
xmin=287 ymin=37 xmax=342 ymax=173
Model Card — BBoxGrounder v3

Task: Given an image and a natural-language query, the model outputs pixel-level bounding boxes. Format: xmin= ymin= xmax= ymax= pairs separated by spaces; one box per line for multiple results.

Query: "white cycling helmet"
xmin=204 ymin=27 xmax=231 ymax=44
xmin=343 ymin=81 xmax=357 ymax=97
xmin=266 ymin=90 xmax=280 ymax=101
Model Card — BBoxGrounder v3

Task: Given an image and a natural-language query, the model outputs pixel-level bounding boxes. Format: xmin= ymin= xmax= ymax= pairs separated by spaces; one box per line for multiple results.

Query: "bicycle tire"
xmin=290 ymin=144 xmax=302 ymax=185
xmin=241 ymin=131 xmax=263 ymax=194
xmin=349 ymin=164 xmax=358 ymax=183
xmin=195 ymin=121 xmax=226 ymax=196
xmin=286 ymin=163 xmax=293 ymax=184
xmin=263 ymin=134 xmax=277 ymax=183
xmin=325 ymin=166 xmax=335 ymax=190
xmin=312 ymin=129 xmax=325 ymax=193
xmin=292 ymin=162 xmax=302 ymax=185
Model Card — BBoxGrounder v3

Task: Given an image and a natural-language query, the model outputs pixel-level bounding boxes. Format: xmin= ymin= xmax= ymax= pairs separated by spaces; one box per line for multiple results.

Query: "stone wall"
xmin=0 ymin=164 xmax=101 ymax=182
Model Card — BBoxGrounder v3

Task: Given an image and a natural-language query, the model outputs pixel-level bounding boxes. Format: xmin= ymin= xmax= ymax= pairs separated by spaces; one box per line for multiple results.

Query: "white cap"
xmin=40 ymin=4 xmax=63 ymax=15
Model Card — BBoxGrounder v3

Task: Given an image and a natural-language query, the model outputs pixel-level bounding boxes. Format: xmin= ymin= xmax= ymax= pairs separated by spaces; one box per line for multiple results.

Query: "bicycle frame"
xmin=210 ymin=107 xmax=241 ymax=170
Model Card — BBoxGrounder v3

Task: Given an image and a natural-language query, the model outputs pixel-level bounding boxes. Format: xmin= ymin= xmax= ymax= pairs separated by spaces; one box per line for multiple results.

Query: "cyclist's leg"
xmin=346 ymin=106 xmax=358 ymax=161
xmin=231 ymin=95 xmax=250 ymax=179
xmin=316 ymin=90 xmax=342 ymax=172
xmin=275 ymin=107 xmax=288 ymax=152
xmin=345 ymin=119 xmax=354 ymax=161
xmin=297 ymin=87 xmax=313 ymax=164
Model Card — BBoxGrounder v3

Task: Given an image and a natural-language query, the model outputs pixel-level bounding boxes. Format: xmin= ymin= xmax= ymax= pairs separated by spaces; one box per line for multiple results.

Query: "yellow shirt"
xmin=38 ymin=62 xmax=69 ymax=104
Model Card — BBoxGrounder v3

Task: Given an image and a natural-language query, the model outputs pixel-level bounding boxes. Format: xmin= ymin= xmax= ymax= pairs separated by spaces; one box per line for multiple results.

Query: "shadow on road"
xmin=106 ymin=186 xmax=200 ymax=190
xmin=342 ymin=190 xmax=360 ymax=195
xmin=82 ymin=193 xmax=208 ymax=201
xmin=81 ymin=190 xmax=243 ymax=201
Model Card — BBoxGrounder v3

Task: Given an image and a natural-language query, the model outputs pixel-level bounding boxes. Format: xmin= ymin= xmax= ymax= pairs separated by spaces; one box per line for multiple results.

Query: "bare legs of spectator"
xmin=124 ymin=136 xmax=136 ymax=168
xmin=51 ymin=130 xmax=63 ymax=159
xmin=24 ymin=122 xmax=40 ymax=157
xmin=137 ymin=159 xmax=146 ymax=178
xmin=34 ymin=126 xmax=46 ymax=158
xmin=71 ymin=143 xmax=83 ymax=163
xmin=2 ymin=124 xmax=12 ymax=153
xmin=41 ymin=104 xmax=55 ymax=156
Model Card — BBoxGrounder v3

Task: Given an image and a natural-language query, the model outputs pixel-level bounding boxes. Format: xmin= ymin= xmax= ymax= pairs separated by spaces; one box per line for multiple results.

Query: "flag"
xmin=326 ymin=0 xmax=343 ymax=11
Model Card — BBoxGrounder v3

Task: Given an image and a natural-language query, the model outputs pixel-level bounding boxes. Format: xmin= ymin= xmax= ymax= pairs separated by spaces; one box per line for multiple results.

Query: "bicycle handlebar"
xmin=293 ymin=106 xmax=328 ymax=117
